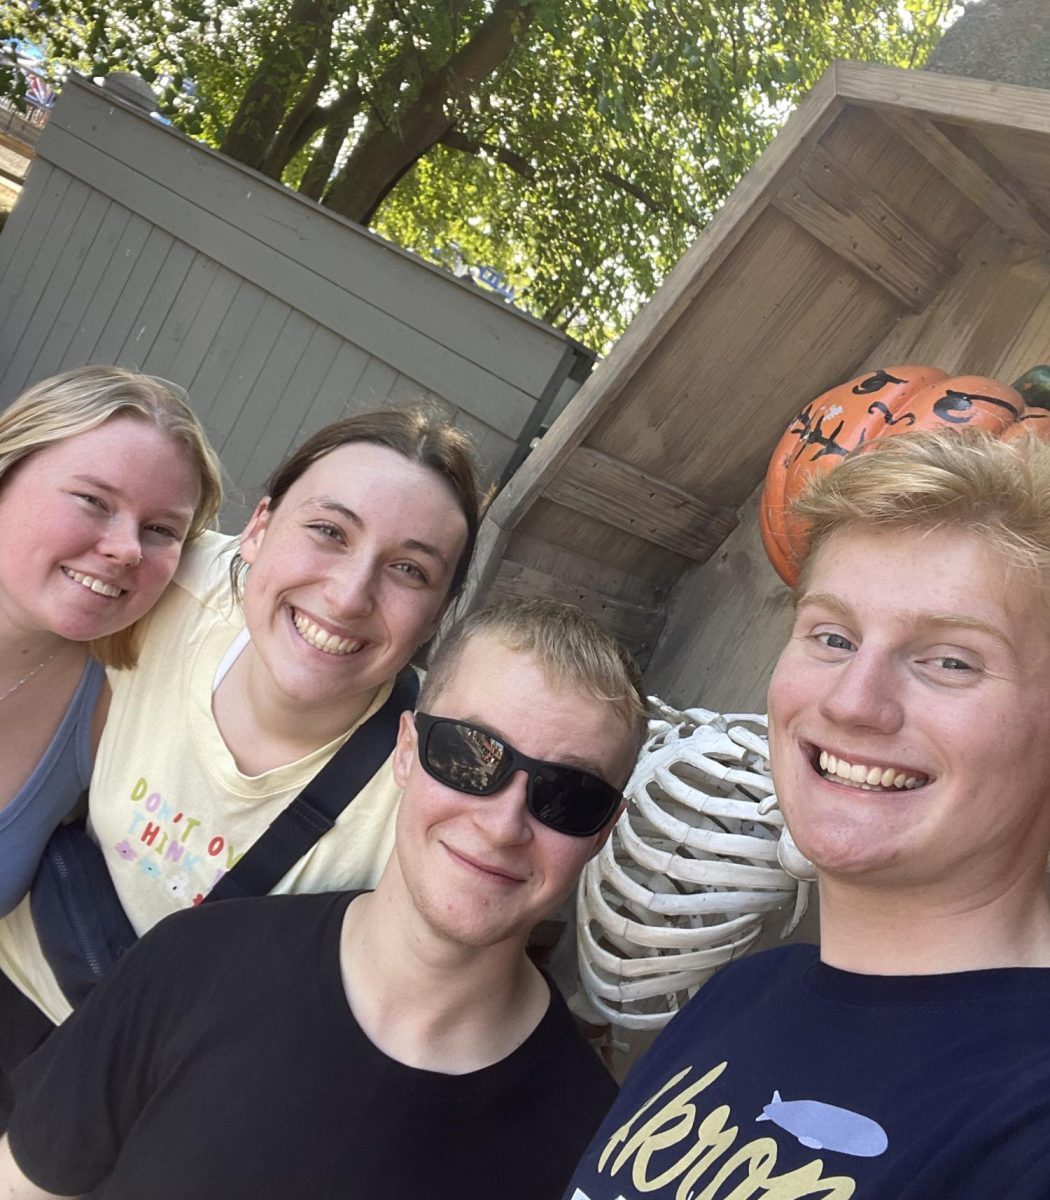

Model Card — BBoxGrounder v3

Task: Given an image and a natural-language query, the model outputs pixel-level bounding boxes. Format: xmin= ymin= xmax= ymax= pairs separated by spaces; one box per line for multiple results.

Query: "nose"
xmin=471 ymin=770 xmax=534 ymax=847
xmin=97 ymin=516 xmax=142 ymax=568
xmin=818 ymin=647 xmax=904 ymax=735
xmin=324 ymin=555 xmax=378 ymax=619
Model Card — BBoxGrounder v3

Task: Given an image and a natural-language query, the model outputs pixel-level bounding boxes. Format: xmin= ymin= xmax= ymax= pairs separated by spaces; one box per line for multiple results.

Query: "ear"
xmin=239 ymin=498 xmax=272 ymax=566
xmin=392 ymin=709 xmax=418 ymax=790
xmin=588 ymin=802 xmax=624 ymax=859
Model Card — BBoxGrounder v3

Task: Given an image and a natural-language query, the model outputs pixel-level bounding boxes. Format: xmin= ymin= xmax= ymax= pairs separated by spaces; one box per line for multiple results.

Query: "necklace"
xmin=0 ymin=650 xmax=58 ymax=704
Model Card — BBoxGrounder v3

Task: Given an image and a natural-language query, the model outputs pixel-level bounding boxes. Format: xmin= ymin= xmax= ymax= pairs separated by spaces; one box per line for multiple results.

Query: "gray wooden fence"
xmin=0 ymin=76 xmax=593 ymax=527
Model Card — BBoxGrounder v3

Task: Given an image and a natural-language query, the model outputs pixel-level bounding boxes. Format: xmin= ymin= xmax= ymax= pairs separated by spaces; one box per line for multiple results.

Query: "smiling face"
xmin=390 ymin=632 xmax=633 ymax=951
xmin=768 ymin=525 xmax=1050 ymax=896
xmin=0 ymin=416 xmax=201 ymax=643
xmin=238 ymin=441 xmax=469 ymax=720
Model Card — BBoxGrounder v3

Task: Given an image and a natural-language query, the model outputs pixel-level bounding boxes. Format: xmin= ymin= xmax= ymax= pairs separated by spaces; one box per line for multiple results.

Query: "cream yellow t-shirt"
xmin=0 ymin=532 xmax=402 ymax=1023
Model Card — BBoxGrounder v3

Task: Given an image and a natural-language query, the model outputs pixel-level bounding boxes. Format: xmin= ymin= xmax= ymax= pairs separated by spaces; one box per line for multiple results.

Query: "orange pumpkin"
xmin=759 ymin=365 xmax=1050 ymax=586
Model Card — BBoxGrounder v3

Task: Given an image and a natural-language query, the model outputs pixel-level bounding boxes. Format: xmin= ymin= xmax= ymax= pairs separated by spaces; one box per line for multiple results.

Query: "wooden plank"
xmin=518 ymin=498 xmax=689 ymax=590
xmin=140 ymin=254 xmax=224 ymax=379
xmin=166 ymin=264 xmax=242 ymax=385
xmin=442 ymin=406 xmax=515 ymax=485
xmin=246 ymin=324 xmax=344 ymax=481
xmin=878 ymin=110 xmax=1050 ymax=246
xmin=475 ymin=64 xmax=847 ymax=543
xmin=351 ymin=359 xmax=398 ymax=409
xmin=49 ymin=79 xmax=571 ymax=399
xmin=203 ymin=295 xmax=293 ymax=450
xmin=36 ymin=93 xmax=546 ymax=434
xmin=544 ymin=446 xmax=738 ymax=563
xmin=510 ymin=529 xmax=668 ymax=613
xmin=0 ymin=162 xmax=65 ymax=344
xmin=0 ymin=179 xmax=100 ymax=397
xmin=219 ymin=309 xmax=314 ymax=486
xmin=871 ymin=224 xmax=1050 ymax=376
xmin=773 ymin=144 xmax=958 ymax=310
xmin=32 ymin=201 xmax=132 ymax=377
xmin=486 ymin=558 xmax=664 ymax=668
xmin=643 ymin=486 xmax=793 ymax=711
xmin=187 ymin=279 xmax=269 ymax=420
xmin=115 ymin=240 xmax=196 ymax=369
xmin=290 ymin=340 xmax=371 ymax=441
xmin=835 ymin=59 xmax=1050 ymax=140
xmin=89 ymin=226 xmax=175 ymax=364
xmin=60 ymin=210 xmax=151 ymax=370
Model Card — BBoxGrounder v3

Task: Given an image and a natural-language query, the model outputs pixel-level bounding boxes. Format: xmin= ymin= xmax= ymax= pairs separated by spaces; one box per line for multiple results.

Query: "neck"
xmin=0 ymin=614 xmax=83 ymax=679
xmin=339 ymin=879 xmax=549 ymax=1074
xmin=817 ymin=867 xmax=1050 ymax=974
xmin=214 ymin=642 xmax=378 ymax=773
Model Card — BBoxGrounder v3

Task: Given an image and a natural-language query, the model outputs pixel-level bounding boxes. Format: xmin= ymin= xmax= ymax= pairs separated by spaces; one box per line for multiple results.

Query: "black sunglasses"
xmin=413 ymin=713 xmax=623 ymax=838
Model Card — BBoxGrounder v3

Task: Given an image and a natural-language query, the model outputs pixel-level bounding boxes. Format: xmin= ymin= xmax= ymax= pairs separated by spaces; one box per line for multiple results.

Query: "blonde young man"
xmin=566 ymin=428 xmax=1050 ymax=1200
xmin=0 ymin=599 xmax=647 ymax=1200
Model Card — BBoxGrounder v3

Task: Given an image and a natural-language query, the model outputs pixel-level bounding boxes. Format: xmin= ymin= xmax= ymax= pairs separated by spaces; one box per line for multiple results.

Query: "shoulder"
xmin=528 ymin=980 xmax=617 ymax=1103
xmin=172 ymin=530 xmax=239 ymax=609
xmin=133 ymin=891 xmax=351 ymax=964
xmin=656 ymin=944 xmax=818 ymax=1035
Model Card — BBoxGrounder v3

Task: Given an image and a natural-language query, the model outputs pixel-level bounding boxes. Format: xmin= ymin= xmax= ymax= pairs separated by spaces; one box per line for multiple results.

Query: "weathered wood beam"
xmin=878 ymin=110 xmax=1050 ymax=247
xmin=773 ymin=144 xmax=958 ymax=310
xmin=543 ymin=445 xmax=738 ymax=563
xmin=486 ymin=557 xmax=664 ymax=666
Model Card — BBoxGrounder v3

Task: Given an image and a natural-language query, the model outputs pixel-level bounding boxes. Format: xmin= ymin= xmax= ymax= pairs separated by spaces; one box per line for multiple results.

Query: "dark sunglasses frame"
xmin=413 ymin=712 xmax=623 ymax=838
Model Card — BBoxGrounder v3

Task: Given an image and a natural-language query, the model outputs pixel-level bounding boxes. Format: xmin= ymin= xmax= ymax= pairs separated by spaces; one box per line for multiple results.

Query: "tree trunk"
xmin=322 ymin=0 xmax=535 ymax=225
xmin=220 ymin=0 xmax=332 ymax=170
xmin=924 ymin=0 xmax=1050 ymax=88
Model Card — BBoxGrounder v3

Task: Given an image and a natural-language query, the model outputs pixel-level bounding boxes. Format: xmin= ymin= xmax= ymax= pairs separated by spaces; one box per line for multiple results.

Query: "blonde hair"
xmin=0 ymin=366 xmax=224 ymax=667
xmin=421 ymin=597 xmax=649 ymax=768
xmin=793 ymin=427 xmax=1050 ymax=583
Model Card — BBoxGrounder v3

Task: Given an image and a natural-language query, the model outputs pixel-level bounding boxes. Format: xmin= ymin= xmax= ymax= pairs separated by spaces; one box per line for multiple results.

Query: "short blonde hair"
xmin=793 ymin=427 xmax=1050 ymax=583
xmin=0 ymin=366 xmax=224 ymax=667
xmin=421 ymin=597 xmax=649 ymax=770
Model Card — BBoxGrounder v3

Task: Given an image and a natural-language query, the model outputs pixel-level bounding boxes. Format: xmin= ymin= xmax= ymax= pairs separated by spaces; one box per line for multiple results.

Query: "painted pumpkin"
xmin=759 ymin=365 xmax=1050 ymax=586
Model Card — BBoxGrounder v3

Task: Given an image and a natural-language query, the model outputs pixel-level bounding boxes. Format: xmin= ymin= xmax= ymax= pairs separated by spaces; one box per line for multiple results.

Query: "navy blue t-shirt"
xmin=565 ymin=943 xmax=1050 ymax=1199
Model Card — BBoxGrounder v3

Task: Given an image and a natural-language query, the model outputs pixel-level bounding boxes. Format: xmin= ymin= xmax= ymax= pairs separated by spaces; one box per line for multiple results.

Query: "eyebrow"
xmin=72 ymin=475 xmax=194 ymax=524
xmin=305 ymin=496 xmax=452 ymax=571
xmin=796 ymin=591 xmax=1014 ymax=652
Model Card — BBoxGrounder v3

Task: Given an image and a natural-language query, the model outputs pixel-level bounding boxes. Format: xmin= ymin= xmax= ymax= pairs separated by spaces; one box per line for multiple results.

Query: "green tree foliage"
xmin=2 ymin=0 xmax=958 ymax=348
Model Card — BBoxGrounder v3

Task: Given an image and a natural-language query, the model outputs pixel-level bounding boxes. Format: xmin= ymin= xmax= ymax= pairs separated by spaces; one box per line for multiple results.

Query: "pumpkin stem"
xmin=1011 ymin=366 xmax=1050 ymax=412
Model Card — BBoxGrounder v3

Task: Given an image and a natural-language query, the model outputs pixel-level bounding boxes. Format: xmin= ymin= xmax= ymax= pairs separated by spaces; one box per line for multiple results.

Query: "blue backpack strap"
xmin=205 ymin=666 xmax=419 ymax=903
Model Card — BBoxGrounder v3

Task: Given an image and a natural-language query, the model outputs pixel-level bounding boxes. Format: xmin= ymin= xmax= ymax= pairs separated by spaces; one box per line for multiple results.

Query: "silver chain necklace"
xmin=0 ymin=651 xmax=58 ymax=704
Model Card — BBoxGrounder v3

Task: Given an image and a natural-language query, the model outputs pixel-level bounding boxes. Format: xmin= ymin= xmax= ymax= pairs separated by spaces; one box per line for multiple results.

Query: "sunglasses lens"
xmin=530 ymin=765 xmax=621 ymax=837
xmin=423 ymin=719 xmax=510 ymax=795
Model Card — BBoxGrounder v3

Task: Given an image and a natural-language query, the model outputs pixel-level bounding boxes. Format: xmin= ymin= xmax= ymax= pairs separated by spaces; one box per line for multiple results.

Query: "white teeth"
xmin=817 ymin=750 xmax=928 ymax=791
xmin=292 ymin=612 xmax=363 ymax=656
xmin=64 ymin=568 xmax=121 ymax=598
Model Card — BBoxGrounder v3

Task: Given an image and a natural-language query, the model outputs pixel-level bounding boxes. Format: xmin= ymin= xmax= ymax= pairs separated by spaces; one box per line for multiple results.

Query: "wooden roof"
xmin=469 ymin=61 xmax=1050 ymax=674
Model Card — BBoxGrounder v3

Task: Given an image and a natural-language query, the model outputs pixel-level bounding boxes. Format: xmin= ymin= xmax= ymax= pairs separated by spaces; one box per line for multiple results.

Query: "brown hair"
xmin=792 ymin=427 xmax=1050 ymax=585
xmin=231 ymin=407 xmax=482 ymax=602
xmin=420 ymin=597 xmax=649 ymax=777
xmin=0 ymin=365 xmax=223 ymax=668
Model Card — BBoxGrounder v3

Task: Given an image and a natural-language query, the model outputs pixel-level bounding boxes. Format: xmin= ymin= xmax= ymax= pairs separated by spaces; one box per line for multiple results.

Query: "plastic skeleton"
xmin=574 ymin=699 xmax=813 ymax=1031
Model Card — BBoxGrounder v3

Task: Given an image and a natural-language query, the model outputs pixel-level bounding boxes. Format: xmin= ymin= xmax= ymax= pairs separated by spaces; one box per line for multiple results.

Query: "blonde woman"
xmin=0 ymin=366 xmax=222 ymax=914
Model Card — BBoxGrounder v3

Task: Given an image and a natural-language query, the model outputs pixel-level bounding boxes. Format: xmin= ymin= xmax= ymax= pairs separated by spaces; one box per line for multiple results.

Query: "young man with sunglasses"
xmin=0 ymin=598 xmax=647 ymax=1200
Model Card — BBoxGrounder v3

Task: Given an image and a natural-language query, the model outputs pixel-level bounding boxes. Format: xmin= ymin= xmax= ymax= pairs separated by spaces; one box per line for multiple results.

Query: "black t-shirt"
xmin=10 ymin=892 xmax=617 ymax=1199
xmin=564 ymin=943 xmax=1050 ymax=1200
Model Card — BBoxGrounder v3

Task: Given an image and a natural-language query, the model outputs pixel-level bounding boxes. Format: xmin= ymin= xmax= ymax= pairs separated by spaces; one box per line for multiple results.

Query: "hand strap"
xmin=204 ymin=667 xmax=419 ymax=902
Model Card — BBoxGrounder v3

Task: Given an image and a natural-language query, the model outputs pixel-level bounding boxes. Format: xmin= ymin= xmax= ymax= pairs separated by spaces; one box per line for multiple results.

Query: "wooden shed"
xmin=468 ymin=61 xmax=1050 ymax=713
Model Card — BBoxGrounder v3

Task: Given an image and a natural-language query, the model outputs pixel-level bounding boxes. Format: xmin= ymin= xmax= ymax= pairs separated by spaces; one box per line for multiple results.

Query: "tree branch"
xmin=440 ymin=127 xmax=536 ymax=179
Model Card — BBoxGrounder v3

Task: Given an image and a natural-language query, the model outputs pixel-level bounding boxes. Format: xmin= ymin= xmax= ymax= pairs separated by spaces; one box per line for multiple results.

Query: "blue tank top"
xmin=0 ymin=657 xmax=104 ymax=916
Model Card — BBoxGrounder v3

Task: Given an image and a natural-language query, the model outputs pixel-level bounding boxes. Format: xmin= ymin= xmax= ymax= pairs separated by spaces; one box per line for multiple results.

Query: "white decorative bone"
xmin=573 ymin=699 xmax=812 ymax=1031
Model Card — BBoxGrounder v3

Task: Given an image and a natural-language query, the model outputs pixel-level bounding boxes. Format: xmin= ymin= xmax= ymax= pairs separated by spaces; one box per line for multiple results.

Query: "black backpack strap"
xmin=205 ymin=667 xmax=420 ymax=903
